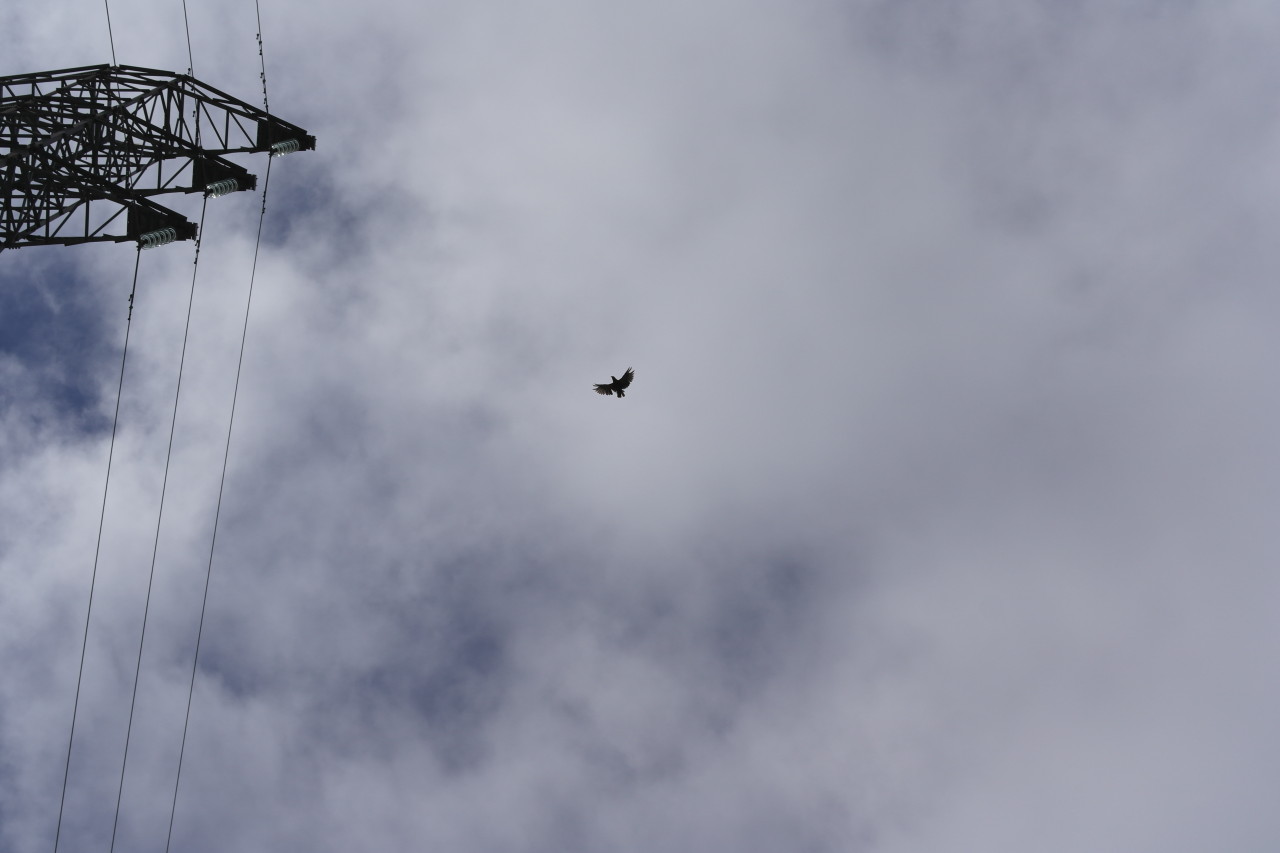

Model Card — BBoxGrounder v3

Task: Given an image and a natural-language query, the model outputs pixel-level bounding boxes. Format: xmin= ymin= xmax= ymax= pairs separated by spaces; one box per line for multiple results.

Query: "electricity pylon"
xmin=0 ymin=64 xmax=314 ymax=252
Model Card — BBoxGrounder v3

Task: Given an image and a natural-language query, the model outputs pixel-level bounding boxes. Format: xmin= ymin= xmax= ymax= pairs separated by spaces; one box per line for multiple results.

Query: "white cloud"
xmin=3 ymin=1 xmax=1279 ymax=851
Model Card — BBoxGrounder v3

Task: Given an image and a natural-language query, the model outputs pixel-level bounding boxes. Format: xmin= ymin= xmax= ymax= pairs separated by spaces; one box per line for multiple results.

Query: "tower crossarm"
xmin=1 ymin=65 xmax=313 ymax=251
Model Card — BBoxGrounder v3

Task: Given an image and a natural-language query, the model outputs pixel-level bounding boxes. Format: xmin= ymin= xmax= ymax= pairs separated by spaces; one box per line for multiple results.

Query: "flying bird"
xmin=594 ymin=367 xmax=635 ymax=398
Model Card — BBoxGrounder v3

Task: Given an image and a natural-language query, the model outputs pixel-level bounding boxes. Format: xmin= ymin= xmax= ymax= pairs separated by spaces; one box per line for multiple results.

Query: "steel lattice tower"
xmin=0 ymin=64 xmax=314 ymax=252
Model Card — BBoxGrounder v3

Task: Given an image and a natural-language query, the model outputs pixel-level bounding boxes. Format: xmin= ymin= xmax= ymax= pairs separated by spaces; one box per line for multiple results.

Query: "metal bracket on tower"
xmin=127 ymin=202 xmax=198 ymax=247
xmin=193 ymin=157 xmax=257 ymax=197
xmin=257 ymin=117 xmax=316 ymax=157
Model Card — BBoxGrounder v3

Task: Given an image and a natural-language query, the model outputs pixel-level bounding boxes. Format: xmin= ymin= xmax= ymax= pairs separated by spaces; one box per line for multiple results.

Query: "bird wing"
xmin=615 ymin=367 xmax=634 ymax=389
xmin=593 ymin=383 xmax=614 ymax=395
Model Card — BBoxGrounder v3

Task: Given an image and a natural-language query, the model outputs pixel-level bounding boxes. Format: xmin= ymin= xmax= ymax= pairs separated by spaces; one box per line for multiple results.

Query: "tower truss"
xmin=0 ymin=64 xmax=315 ymax=251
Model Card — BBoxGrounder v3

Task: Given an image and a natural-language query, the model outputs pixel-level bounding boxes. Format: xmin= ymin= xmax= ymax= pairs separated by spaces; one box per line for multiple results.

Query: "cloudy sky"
xmin=3 ymin=1 xmax=1280 ymax=851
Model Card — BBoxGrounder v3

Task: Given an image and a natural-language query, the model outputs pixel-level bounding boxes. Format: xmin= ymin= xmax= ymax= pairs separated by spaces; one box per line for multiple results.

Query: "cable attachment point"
xmin=204 ymin=178 xmax=240 ymax=198
xmin=270 ymin=139 xmax=301 ymax=157
xmin=139 ymin=227 xmax=178 ymax=249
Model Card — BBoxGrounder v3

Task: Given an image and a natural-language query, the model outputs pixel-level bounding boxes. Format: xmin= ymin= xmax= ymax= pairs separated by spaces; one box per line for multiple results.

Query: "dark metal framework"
xmin=0 ymin=64 xmax=314 ymax=251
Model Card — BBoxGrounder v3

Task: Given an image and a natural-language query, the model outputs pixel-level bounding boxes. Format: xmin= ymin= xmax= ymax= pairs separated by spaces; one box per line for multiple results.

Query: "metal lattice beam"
xmin=1 ymin=64 xmax=315 ymax=251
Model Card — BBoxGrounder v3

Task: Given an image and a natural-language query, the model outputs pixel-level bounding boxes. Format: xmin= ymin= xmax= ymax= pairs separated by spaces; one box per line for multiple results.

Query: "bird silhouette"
xmin=593 ymin=367 xmax=634 ymax=398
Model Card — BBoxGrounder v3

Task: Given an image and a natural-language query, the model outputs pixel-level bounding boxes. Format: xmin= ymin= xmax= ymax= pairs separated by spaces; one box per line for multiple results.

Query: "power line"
xmin=255 ymin=0 xmax=270 ymax=113
xmin=103 ymin=0 xmax=117 ymax=65
xmin=165 ymin=151 xmax=273 ymax=853
xmin=182 ymin=0 xmax=200 ymax=151
xmin=108 ymin=194 xmax=209 ymax=853
xmin=52 ymin=248 xmax=141 ymax=853
xmin=165 ymin=14 xmax=277 ymax=845
xmin=44 ymin=4 xmax=304 ymax=845
xmin=181 ymin=0 xmax=195 ymax=76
